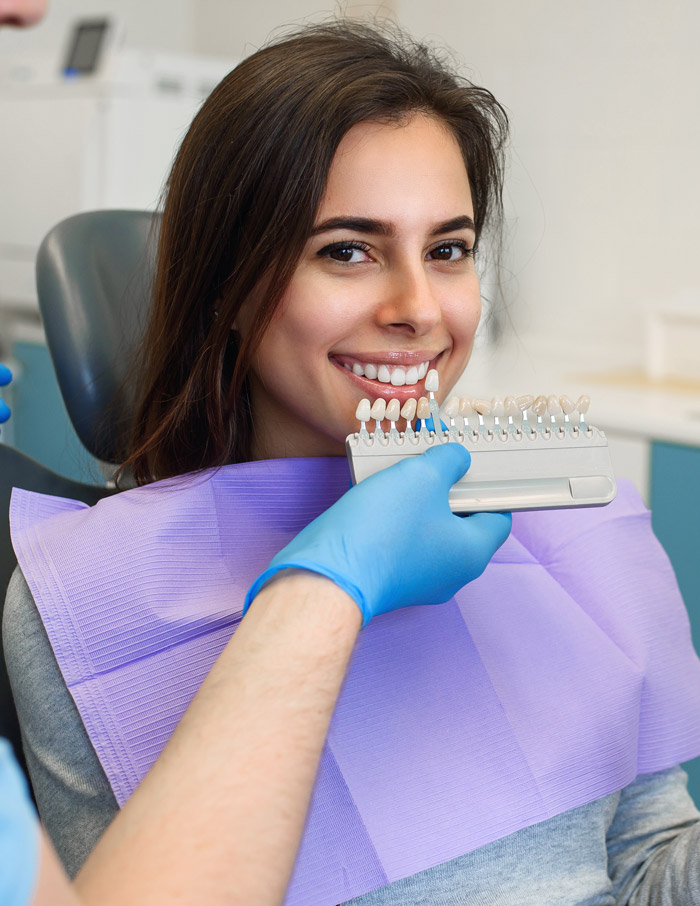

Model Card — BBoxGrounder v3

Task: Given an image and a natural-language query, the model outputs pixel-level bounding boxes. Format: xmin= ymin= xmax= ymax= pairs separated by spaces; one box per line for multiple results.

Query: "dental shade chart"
xmin=346 ymin=370 xmax=616 ymax=513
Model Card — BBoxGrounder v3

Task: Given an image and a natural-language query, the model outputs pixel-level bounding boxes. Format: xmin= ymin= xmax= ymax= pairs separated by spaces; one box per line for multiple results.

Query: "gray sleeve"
xmin=607 ymin=765 xmax=700 ymax=904
xmin=2 ymin=564 xmax=119 ymax=879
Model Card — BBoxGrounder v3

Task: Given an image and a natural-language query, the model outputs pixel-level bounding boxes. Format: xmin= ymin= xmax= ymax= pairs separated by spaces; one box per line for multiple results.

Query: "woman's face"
xmin=246 ymin=113 xmax=481 ymax=459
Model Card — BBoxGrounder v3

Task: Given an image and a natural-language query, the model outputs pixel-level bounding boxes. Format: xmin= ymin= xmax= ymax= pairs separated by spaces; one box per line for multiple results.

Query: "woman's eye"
xmin=318 ymin=242 xmax=371 ymax=264
xmin=427 ymin=242 xmax=473 ymax=261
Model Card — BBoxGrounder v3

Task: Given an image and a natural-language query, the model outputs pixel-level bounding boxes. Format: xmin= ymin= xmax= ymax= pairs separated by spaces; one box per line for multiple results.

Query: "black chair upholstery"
xmin=36 ymin=209 xmax=158 ymax=463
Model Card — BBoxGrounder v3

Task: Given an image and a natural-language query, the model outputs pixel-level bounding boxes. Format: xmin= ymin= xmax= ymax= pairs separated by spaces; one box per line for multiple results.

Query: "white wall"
xmin=192 ymin=0 xmax=396 ymax=58
xmin=5 ymin=0 xmax=697 ymax=366
xmin=394 ymin=0 xmax=700 ymax=362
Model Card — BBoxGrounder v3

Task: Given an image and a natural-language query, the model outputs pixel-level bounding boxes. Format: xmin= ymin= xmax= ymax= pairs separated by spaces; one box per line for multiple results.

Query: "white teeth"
xmin=385 ymin=398 xmax=401 ymax=421
xmin=547 ymin=394 xmax=562 ymax=415
xmin=343 ymin=359 xmax=430 ymax=384
xmin=416 ymin=397 xmax=431 ymax=419
xmin=560 ymin=394 xmax=575 ymax=415
xmin=532 ymin=395 xmax=547 ymax=416
xmin=504 ymin=396 xmax=519 ymax=416
xmin=472 ymin=398 xmax=491 ymax=416
xmin=401 ymin=398 xmax=417 ymax=420
xmin=459 ymin=398 xmax=474 ymax=416
xmin=355 ymin=399 xmax=371 ymax=421
xmin=443 ymin=396 xmax=459 ymax=418
xmin=370 ymin=398 xmax=386 ymax=420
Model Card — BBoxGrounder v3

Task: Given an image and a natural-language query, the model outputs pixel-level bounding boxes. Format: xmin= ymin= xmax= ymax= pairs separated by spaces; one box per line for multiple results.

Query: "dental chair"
xmin=0 ymin=209 xmax=157 ymax=775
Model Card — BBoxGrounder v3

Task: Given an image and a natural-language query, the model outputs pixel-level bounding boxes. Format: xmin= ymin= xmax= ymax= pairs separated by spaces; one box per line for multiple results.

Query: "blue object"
xmin=0 ymin=364 xmax=11 ymax=425
xmin=0 ymin=739 xmax=39 ymax=906
xmin=245 ymin=444 xmax=512 ymax=626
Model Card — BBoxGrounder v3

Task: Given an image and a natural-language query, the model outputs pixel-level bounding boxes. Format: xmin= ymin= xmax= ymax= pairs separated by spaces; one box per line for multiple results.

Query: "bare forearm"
xmin=73 ymin=571 xmax=361 ymax=906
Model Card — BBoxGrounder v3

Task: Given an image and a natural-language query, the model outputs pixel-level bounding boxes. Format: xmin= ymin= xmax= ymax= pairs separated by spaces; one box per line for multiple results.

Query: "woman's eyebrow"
xmin=310 ymin=214 xmax=475 ymax=237
xmin=432 ymin=215 xmax=475 ymax=235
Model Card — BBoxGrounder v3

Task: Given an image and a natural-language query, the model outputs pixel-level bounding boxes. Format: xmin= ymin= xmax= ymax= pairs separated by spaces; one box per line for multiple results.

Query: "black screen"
xmin=64 ymin=21 xmax=109 ymax=75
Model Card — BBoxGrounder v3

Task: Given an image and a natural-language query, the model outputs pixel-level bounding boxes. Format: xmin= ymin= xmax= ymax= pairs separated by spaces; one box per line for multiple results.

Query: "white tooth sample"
xmin=390 ymin=367 xmax=406 ymax=386
xmin=355 ymin=399 xmax=371 ymax=421
xmin=405 ymin=366 xmax=419 ymax=385
xmin=576 ymin=394 xmax=590 ymax=414
xmin=418 ymin=362 xmax=428 ymax=379
xmin=416 ymin=396 xmax=431 ymax=419
xmin=559 ymin=394 xmax=575 ymax=415
xmin=352 ymin=362 xmax=364 ymax=376
xmin=377 ymin=365 xmax=391 ymax=383
xmin=444 ymin=396 xmax=460 ymax=418
xmin=425 ymin=369 xmax=439 ymax=392
xmin=458 ymin=398 xmax=475 ymax=416
xmin=401 ymin=397 xmax=417 ymax=421
xmin=471 ymin=398 xmax=491 ymax=416
xmin=504 ymin=396 xmax=519 ymax=416
xmin=532 ymin=395 xmax=547 ymax=416
xmin=364 ymin=363 xmax=378 ymax=380
xmin=547 ymin=394 xmax=562 ymax=415
xmin=516 ymin=394 xmax=534 ymax=411
xmin=344 ymin=363 xmax=352 ymax=370
xmin=370 ymin=398 xmax=386 ymax=420
xmin=491 ymin=397 xmax=505 ymax=417
xmin=385 ymin=398 xmax=401 ymax=421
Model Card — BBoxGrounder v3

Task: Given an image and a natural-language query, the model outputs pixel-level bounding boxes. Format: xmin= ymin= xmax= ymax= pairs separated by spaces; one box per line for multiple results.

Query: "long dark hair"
xmin=114 ymin=20 xmax=509 ymax=488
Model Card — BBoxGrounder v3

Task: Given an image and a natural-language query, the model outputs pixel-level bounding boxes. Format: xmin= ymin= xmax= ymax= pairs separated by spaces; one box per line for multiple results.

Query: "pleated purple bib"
xmin=10 ymin=458 xmax=700 ymax=906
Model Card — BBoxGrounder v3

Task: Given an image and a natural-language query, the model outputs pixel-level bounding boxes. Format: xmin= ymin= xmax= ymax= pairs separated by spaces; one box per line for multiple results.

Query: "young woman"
xmin=5 ymin=20 xmax=700 ymax=906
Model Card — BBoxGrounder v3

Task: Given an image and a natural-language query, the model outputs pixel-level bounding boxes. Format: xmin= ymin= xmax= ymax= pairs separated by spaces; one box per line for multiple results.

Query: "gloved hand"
xmin=244 ymin=443 xmax=512 ymax=627
xmin=0 ymin=363 xmax=12 ymax=425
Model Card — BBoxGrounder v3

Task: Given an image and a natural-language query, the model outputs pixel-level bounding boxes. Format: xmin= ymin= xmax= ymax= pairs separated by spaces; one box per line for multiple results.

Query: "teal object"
xmin=9 ymin=341 xmax=104 ymax=487
xmin=651 ymin=440 xmax=700 ymax=804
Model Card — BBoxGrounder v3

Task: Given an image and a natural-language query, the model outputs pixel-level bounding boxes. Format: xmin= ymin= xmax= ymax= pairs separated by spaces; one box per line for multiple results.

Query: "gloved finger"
xmin=0 ymin=399 xmax=10 ymax=424
xmin=459 ymin=510 xmax=512 ymax=550
xmin=418 ymin=442 xmax=471 ymax=490
xmin=0 ymin=364 xmax=12 ymax=386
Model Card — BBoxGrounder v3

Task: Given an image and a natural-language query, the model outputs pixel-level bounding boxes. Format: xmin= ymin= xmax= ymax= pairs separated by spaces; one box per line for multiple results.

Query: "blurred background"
xmin=1 ymin=0 xmax=699 ymax=623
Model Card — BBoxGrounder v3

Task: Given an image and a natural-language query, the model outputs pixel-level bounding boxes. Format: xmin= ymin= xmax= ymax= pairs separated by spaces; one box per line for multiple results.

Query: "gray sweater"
xmin=5 ymin=563 xmax=700 ymax=905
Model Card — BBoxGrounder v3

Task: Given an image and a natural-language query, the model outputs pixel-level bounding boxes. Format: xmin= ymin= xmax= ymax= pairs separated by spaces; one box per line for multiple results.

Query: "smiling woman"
xmin=7 ymin=17 xmax=700 ymax=906
xmin=112 ymin=20 xmax=508 ymax=483
xmin=242 ymin=115 xmax=481 ymax=459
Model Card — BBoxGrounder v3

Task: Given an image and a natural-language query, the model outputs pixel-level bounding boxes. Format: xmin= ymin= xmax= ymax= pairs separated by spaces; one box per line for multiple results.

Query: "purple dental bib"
xmin=10 ymin=457 xmax=700 ymax=906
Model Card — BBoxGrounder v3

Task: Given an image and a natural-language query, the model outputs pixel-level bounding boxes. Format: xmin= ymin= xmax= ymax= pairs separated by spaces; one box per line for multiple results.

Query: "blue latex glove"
xmin=0 ymin=363 xmax=11 ymax=425
xmin=244 ymin=443 xmax=512 ymax=627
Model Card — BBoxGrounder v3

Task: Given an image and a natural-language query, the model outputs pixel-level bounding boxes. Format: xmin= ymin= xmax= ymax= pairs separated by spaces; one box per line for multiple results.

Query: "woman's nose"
xmin=376 ymin=261 xmax=442 ymax=335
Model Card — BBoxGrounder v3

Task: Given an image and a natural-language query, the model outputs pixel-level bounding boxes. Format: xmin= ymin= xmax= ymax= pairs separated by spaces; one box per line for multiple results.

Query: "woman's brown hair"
xmin=114 ymin=19 xmax=509 ymax=488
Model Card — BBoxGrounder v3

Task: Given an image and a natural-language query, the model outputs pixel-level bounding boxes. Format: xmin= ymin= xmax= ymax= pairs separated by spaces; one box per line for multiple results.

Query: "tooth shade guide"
xmin=425 ymin=369 xmax=439 ymax=393
xmin=355 ymin=399 xmax=371 ymax=422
